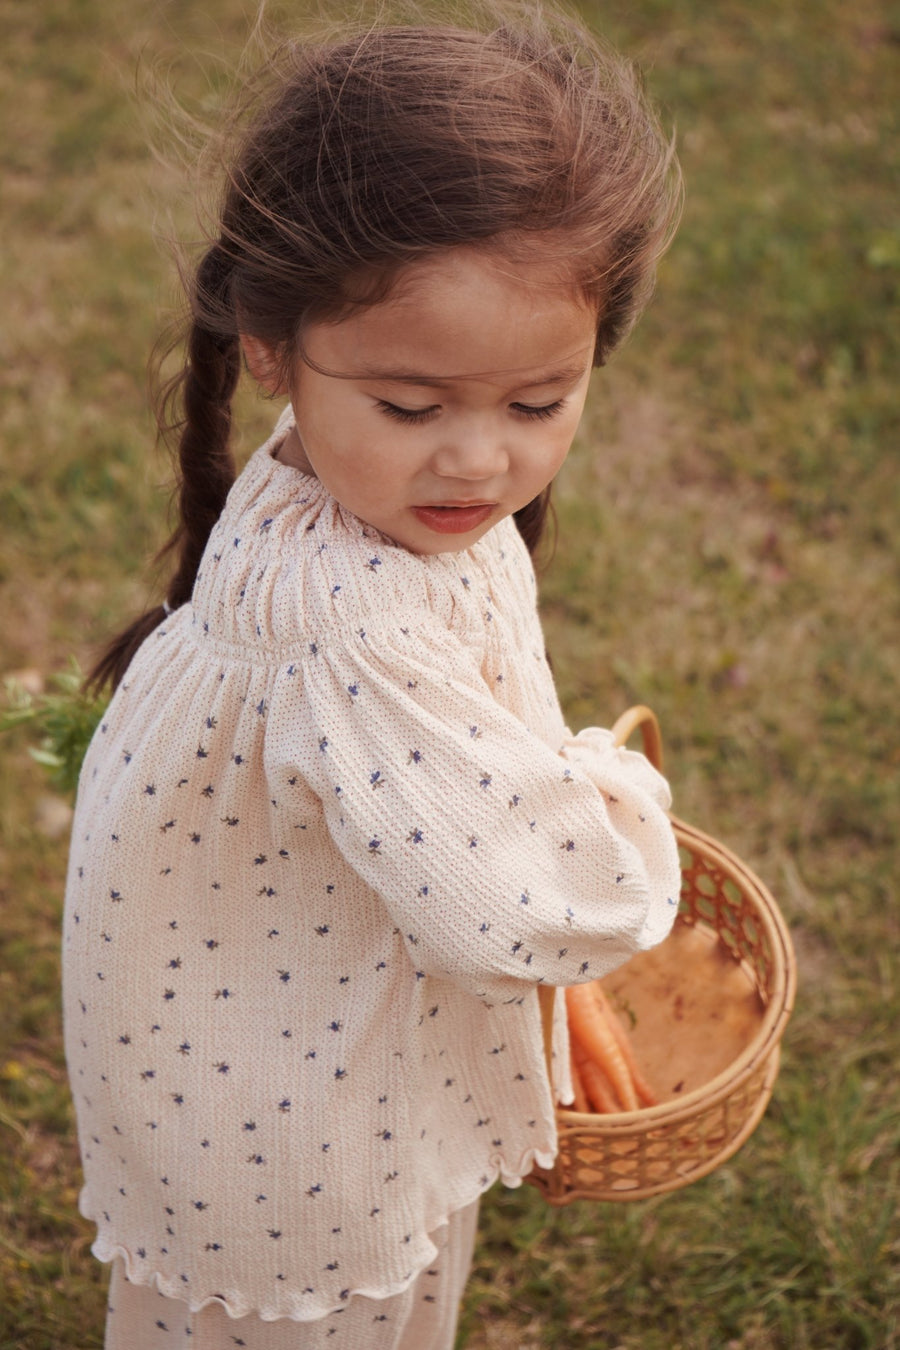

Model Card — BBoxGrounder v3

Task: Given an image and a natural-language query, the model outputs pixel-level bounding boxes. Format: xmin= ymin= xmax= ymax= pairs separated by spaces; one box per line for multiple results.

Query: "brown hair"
xmin=91 ymin=4 xmax=681 ymax=691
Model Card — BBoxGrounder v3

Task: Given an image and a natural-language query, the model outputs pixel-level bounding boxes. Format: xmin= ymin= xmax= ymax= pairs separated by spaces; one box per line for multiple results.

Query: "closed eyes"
xmin=376 ymin=400 xmax=439 ymax=425
xmin=375 ymin=399 xmax=566 ymax=425
xmin=510 ymin=400 xmax=566 ymax=422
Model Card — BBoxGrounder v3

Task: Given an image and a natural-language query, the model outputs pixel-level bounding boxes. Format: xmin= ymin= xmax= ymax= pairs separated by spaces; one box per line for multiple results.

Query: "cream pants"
xmin=103 ymin=1200 xmax=479 ymax=1350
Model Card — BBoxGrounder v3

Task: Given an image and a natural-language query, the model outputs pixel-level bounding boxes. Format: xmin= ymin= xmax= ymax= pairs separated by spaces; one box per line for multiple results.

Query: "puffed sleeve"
xmin=266 ymin=621 xmax=681 ymax=1001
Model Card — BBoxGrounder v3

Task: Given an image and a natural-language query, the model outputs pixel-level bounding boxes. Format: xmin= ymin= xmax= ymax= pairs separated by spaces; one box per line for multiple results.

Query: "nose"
xmin=430 ymin=426 xmax=510 ymax=482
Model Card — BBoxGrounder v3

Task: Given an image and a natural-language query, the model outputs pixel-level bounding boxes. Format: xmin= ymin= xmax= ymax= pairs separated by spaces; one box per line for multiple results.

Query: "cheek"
xmin=293 ymin=403 xmax=350 ymax=471
xmin=303 ymin=423 xmax=401 ymax=507
xmin=542 ymin=418 xmax=582 ymax=474
xmin=525 ymin=429 xmax=579 ymax=494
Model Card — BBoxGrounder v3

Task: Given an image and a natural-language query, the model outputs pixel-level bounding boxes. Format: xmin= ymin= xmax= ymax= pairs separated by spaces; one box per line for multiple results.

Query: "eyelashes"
xmin=376 ymin=401 xmax=439 ymax=425
xmin=510 ymin=400 xmax=566 ymax=422
xmin=375 ymin=399 xmax=566 ymax=425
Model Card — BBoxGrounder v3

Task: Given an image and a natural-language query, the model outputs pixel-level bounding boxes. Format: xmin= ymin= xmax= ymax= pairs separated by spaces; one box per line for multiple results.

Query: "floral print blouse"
xmin=63 ymin=410 xmax=680 ymax=1322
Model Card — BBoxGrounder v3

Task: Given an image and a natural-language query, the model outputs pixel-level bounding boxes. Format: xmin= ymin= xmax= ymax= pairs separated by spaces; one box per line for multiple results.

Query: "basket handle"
xmin=539 ymin=706 xmax=664 ymax=1092
xmin=610 ymin=704 xmax=664 ymax=772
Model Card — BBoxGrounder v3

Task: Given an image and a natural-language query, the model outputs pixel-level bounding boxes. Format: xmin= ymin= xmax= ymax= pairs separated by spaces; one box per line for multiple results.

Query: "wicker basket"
xmin=529 ymin=707 xmax=796 ymax=1204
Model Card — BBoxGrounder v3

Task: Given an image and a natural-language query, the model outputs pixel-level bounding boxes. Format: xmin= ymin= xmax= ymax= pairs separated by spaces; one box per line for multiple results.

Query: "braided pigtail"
xmin=164 ymin=248 xmax=241 ymax=608
xmin=88 ymin=246 xmax=240 ymax=693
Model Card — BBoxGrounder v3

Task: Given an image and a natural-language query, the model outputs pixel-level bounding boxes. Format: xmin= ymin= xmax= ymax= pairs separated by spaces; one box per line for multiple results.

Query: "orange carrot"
xmin=591 ymin=983 xmax=657 ymax=1107
xmin=571 ymin=1037 xmax=620 ymax=1114
xmin=568 ymin=1047 xmax=591 ymax=1114
xmin=566 ymin=983 xmax=640 ymax=1112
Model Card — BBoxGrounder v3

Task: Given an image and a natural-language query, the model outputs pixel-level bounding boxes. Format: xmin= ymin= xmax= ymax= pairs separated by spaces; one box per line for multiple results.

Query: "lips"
xmin=411 ymin=503 xmax=496 ymax=534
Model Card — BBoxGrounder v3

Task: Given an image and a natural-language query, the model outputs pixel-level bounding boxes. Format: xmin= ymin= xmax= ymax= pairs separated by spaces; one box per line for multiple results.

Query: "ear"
xmin=240 ymin=333 xmax=288 ymax=396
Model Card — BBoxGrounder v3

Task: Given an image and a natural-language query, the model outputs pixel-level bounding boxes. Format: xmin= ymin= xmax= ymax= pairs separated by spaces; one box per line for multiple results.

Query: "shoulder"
xmin=191 ymin=411 xmax=538 ymax=652
xmin=302 ymin=508 xmax=539 ymax=648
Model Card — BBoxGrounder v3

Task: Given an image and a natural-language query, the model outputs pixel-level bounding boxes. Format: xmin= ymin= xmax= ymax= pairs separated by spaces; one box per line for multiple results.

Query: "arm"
xmin=268 ymin=622 xmax=680 ymax=1001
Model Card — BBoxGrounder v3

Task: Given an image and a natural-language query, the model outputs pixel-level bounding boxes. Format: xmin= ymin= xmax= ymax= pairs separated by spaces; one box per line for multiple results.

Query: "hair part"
xmin=90 ymin=2 xmax=682 ymax=692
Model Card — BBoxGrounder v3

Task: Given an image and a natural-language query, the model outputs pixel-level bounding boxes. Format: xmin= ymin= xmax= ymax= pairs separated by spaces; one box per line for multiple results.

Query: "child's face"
xmin=265 ymin=248 xmax=597 ymax=554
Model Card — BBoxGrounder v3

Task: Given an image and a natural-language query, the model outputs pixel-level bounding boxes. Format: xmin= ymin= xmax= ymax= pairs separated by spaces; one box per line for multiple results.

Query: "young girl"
xmin=63 ymin=8 xmax=683 ymax=1347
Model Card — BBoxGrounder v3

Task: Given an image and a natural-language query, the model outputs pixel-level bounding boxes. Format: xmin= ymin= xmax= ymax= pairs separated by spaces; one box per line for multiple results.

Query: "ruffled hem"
xmin=81 ymin=1140 xmax=555 ymax=1322
xmin=90 ymin=1230 xmax=439 ymax=1323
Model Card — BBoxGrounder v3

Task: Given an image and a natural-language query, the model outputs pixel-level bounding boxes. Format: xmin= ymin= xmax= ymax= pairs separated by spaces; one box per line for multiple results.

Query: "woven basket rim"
xmin=553 ymin=813 xmax=796 ymax=1133
xmin=542 ymin=1047 xmax=782 ymax=1203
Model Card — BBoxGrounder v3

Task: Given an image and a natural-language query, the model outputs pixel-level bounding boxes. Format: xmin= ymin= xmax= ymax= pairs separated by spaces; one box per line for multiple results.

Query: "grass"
xmin=1 ymin=0 xmax=898 ymax=1346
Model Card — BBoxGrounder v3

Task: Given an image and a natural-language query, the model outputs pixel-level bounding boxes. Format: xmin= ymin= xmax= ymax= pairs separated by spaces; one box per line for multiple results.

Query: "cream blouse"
xmin=63 ymin=411 xmax=680 ymax=1322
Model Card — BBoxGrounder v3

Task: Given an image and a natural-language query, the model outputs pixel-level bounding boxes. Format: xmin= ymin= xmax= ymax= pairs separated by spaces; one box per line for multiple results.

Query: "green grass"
xmin=1 ymin=0 xmax=899 ymax=1346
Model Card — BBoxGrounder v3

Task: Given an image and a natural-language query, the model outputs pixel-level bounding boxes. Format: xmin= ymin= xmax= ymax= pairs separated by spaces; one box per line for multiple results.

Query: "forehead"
xmin=305 ymin=247 xmax=599 ymax=384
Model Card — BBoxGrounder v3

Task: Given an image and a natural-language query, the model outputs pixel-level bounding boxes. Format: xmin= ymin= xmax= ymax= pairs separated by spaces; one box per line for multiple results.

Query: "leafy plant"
xmin=2 ymin=662 xmax=107 ymax=798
